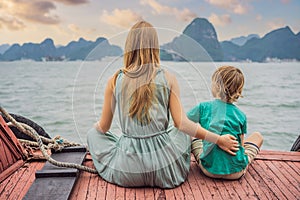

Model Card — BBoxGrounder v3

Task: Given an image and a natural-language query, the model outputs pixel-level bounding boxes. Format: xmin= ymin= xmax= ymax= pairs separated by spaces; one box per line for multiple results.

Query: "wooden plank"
xmin=36 ymin=168 xmax=78 ymax=178
xmin=0 ymin=171 xmax=12 ymax=193
xmin=253 ymin=160 xmax=287 ymax=199
xmin=218 ymin=179 xmax=236 ymax=200
xmin=125 ymin=188 xmax=136 ymax=199
xmin=73 ymin=160 xmax=100 ymax=200
xmin=171 ymin=182 xmax=184 ymax=199
xmin=27 ymin=177 xmax=77 ymax=200
xmin=0 ymin=139 xmax=9 ymax=171
xmin=3 ymin=141 xmax=17 ymax=166
xmin=185 ymin=162 xmax=204 ymax=200
xmin=236 ymin=174 xmax=258 ymax=200
xmin=0 ymin=162 xmax=28 ymax=199
xmin=68 ymin=157 xmax=96 ymax=200
xmin=38 ymin=151 xmax=86 ymax=172
xmin=73 ymin=170 xmax=91 ymax=200
xmin=67 ymin=171 xmax=82 ymax=199
xmin=135 ymin=187 xmax=145 ymax=199
xmin=213 ymin=179 xmax=235 ymax=200
xmin=106 ymin=183 xmax=117 ymax=200
xmin=1 ymin=150 xmax=299 ymax=200
xmin=190 ymin=161 xmax=212 ymax=199
xmin=9 ymin=162 xmax=44 ymax=200
xmin=24 ymin=146 xmax=87 ymax=200
xmin=289 ymin=161 xmax=300 ymax=175
xmin=228 ymin=178 xmax=250 ymax=199
xmin=277 ymin=161 xmax=300 ymax=191
xmin=0 ymin=162 xmax=39 ymax=199
xmin=0 ymin=139 xmax=12 ymax=171
xmin=0 ymin=140 xmax=4 ymax=172
xmin=115 ymin=185 xmax=125 ymax=200
xmin=0 ymin=160 xmax=24 ymax=183
xmin=86 ymin=173 xmax=100 ymax=199
xmin=153 ymin=188 xmax=165 ymax=199
xmin=69 ymin=160 xmax=98 ymax=200
xmin=164 ymin=188 xmax=175 ymax=199
xmin=57 ymin=146 xmax=87 ymax=153
xmin=144 ymin=187 xmax=155 ymax=200
xmin=95 ymin=176 xmax=108 ymax=200
xmin=0 ymin=169 xmax=24 ymax=199
xmin=258 ymin=150 xmax=300 ymax=156
xmin=201 ymin=174 xmax=223 ymax=199
xmin=180 ymin=177 xmax=195 ymax=200
xmin=0 ymin=116 xmax=24 ymax=159
xmin=242 ymin=168 xmax=269 ymax=200
xmin=263 ymin=160 xmax=298 ymax=200
xmin=256 ymin=150 xmax=300 ymax=161
xmin=190 ymin=163 xmax=211 ymax=199
xmin=247 ymin=164 xmax=274 ymax=199
xmin=276 ymin=161 xmax=300 ymax=193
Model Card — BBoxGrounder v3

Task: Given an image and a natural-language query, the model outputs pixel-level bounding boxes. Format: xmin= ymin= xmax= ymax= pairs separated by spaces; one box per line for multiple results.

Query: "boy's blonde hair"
xmin=211 ymin=66 xmax=244 ymax=103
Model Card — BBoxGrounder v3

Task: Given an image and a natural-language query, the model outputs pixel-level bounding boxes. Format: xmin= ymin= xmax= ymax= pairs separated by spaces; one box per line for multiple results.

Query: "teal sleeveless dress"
xmin=87 ymin=68 xmax=191 ymax=188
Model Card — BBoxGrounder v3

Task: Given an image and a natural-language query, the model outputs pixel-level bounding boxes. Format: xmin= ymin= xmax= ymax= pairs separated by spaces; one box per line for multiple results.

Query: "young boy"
xmin=187 ymin=66 xmax=263 ymax=179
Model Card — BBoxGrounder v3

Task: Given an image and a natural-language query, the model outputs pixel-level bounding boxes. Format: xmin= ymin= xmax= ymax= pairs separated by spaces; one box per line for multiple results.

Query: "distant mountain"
xmin=229 ymin=34 xmax=260 ymax=46
xmin=1 ymin=39 xmax=56 ymax=61
xmin=221 ymin=26 xmax=300 ymax=62
xmin=162 ymin=18 xmax=299 ymax=62
xmin=0 ymin=37 xmax=122 ymax=61
xmin=0 ymin=44 xmax=10 ymax=54
xmin=220 ymin=41 xmax=240 ymax=62
xmin=161 ymin=18 xmax=223 ymax=61
xmin=57 ymin=37 xmax=122 ymax=61
xmin=1 ymin=18 xmax=299 ymax=62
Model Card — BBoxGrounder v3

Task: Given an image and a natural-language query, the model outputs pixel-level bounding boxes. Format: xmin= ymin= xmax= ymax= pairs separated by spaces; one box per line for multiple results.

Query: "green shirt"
xmin=187 ymin=99 xmax=249 ymax=175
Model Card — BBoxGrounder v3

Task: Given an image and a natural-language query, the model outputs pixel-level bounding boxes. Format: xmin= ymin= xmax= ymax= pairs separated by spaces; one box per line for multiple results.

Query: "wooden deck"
xmin=0 ymin=150 xmax=299 ymax=200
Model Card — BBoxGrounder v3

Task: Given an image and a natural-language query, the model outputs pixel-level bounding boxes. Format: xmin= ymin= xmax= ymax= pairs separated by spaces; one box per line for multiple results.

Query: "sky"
xmin=0 ymin=0 xmax=299 ymax=47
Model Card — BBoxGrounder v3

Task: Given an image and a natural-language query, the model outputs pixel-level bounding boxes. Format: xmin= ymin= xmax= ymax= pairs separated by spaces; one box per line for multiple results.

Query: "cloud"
xmin=140 ymin=0 xmax=197 ymax=22
xmin=17 ymin=1 xmax=60 ymax=24
xmin=205 ymin=0 xmax=249 ymax=14
xmin=267 ymin=19 xmax=285 ymax=30
xmin=0 ymin=0 xmax=89 ymax=30
xmin=208 ymin=13 xmax=231 ymax=26
xmin=281 ymin=0 xmax=290 ymax=4
xmin=0 ymin=16 xmax=26 ymax=30
xmin=53 ymin=0 xmax=89 ymax=5
xmin=256 ymin=14 xmax=262 ymax=21
xmin=68 ymin=24 xmax=81 ymax=32
xmin=101 ymin=9 xmax=143 ymax=28
xmin=0 ymin=0 xmax=60 ymax=30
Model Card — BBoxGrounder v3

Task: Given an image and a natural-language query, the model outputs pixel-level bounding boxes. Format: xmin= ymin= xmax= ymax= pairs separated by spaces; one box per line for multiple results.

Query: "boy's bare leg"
xmin=244 ymin=132 xmax=263 ymax=148
xmin=244 ymin=132 xmax=263 ymax=164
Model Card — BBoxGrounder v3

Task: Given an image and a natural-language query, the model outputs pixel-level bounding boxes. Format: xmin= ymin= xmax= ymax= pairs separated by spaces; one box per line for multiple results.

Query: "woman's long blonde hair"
xmin=119 ymin=21 xmax=160 ymax=124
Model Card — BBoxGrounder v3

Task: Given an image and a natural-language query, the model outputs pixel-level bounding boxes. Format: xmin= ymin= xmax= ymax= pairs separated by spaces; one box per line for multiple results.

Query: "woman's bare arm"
xmin=240 ymin=134 xmax=245 ymax=146
xmin=95 ymin=77 xmax=116 ymax=133
xmin=166 ymin=71 xmax=239 ymax=155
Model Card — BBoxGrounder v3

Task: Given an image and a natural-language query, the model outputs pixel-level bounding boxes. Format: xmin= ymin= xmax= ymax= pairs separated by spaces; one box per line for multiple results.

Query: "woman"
xmin=87 ymin=21 xmax=238 ymax=188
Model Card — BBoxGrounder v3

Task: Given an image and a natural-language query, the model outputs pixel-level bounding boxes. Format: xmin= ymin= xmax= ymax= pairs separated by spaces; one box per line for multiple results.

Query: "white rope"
xmin=0 ymin=106 xmax=98 ymax=174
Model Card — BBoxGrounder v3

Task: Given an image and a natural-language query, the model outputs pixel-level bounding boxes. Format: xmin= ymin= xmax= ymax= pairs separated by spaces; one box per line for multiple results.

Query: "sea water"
xmin=0 ymin=60 xmax=299 ymax=151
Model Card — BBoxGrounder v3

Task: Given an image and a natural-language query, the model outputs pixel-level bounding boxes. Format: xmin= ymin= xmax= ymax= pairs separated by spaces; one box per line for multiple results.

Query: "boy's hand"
xmin=217 ymin=134 xmax=239 ymax=155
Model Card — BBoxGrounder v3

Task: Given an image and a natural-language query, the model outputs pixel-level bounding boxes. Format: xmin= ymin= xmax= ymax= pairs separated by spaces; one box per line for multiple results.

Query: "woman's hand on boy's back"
xmin=217 ymin=134 xmax=239 ymax=156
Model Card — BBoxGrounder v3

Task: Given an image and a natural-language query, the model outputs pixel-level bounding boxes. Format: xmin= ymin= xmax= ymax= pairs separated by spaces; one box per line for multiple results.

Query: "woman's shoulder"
xmin=109 ymin=69 xmax=123 ymax=90
xmin=161 ymin=68 xmax=177 ymax=88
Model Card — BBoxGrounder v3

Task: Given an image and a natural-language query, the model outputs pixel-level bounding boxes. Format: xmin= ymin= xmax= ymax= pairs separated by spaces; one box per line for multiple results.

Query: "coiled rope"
xmin=0 ymin=106 xmax=98 ymax=174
